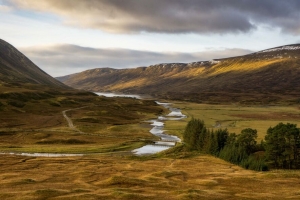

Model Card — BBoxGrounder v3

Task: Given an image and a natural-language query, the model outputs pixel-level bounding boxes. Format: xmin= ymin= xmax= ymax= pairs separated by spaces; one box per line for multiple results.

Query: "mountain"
xmin=0 ymin=39 xmax=96 ymax=111
xmin=57 ymin=44 xmax=300 ymax=103
xmin=0 ymin=39 xmax=67 ymax=88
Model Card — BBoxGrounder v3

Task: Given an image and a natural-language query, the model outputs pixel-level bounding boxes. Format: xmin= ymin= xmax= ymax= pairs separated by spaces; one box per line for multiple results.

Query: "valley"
xmin=1 ymin=92 xmax=300 ymax=199
xmin=3 ymin=0 xmax=300 ymax=198
xmin=1 ymin=39 xmax=300 ymax=199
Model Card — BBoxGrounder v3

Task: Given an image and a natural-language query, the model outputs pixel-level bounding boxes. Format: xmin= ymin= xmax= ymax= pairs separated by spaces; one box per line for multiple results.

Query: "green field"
xmin=164 ymin=101 xmax=300 ymax=141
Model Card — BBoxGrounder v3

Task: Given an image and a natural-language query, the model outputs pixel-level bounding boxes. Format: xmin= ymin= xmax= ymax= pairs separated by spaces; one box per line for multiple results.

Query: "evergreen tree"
xmin=208 ymin=131 xmax=219 ymax=155
xmin=237 ymin=128 xmax=258 ymax=154
xmin=265 ymin=123 xmax=300 ymax=169
xmin=183 ymin=118 xmax=206 ymax=150
xmin=215 ymin=129 xmax=229 ymax=152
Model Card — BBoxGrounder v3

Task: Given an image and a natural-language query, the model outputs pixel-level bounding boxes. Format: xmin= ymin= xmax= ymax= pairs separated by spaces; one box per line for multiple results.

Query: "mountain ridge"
xmin=57 ymin=44 xmax=300 ymax=103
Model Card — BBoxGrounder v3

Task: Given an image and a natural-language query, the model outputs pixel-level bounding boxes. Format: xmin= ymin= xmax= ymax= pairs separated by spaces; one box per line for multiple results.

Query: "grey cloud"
xmin=20 ymin=44 xmax=252 ymax=77
xmin=8 ymin=0 xmax=300 ymax=34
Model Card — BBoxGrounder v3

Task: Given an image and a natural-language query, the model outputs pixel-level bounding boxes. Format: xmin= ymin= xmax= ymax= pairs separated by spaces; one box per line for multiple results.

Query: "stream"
xmin=1 ymin=93 xmax=185 ymax=157
xmin=0 ymin=152 xmax=84 ymax=157
xmin=132 ymin=102 xmax=186 ymax=155
xmin=96 ymin=93 xmax=186 ymax=155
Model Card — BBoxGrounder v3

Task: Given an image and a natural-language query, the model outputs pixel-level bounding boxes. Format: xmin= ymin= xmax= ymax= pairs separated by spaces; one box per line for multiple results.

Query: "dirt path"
xmin=62 ymin=106 xmax=89 ymax=132
xmin=61 ymin=106 xmax=138 ymax=139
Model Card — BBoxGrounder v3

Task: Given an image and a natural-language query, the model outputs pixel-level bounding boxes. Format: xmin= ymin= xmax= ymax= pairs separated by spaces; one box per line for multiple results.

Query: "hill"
xmin=0 ymin=39 xmax=166 ymax=157
xmin=0 ymin=39 xmax=165 ymax=150
xmin=0 ymin=39 xmax=68 ymax=89
xmin=0 ymin=39 xmax=98 ymax=127
xmin=57 ymin=44 xmax=300 ymax=103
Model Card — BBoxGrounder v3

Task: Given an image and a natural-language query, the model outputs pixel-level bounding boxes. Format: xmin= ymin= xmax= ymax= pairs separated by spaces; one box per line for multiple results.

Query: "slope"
xmin=57 ymin=44 xmax=300 ymax=103
xmin=0 ymin=38 xmax=95 ymax=117
xmin=0 ymin=39 xmax=68 ymax=88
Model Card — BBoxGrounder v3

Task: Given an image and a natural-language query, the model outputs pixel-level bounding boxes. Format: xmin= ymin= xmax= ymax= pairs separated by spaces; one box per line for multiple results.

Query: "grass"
xmin=1 ymin=87 xmax=300 ymax=199
xmin=0 ymin=154 xmax=299 ymax=199
xmin=0 ymin=91 xmax=164 ymax=154
xmin=207 ymin=57 xmax=285 ymax=76
xmin=165 ymin=101 xmax=300 ymax=141
xmin=0 ymin=128 xmax=155 ymax=154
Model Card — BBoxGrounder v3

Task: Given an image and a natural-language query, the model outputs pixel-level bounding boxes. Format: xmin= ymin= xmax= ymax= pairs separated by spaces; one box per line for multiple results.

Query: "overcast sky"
xmin=1 ymin=0 xmax=300 ymax=77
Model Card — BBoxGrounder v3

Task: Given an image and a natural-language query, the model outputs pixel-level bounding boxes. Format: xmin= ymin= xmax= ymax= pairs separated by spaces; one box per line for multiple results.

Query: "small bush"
xmin=7 ymin=100 xmax=25 ymax=108
xmin=36 ymin=139 xmax=90 ymax=144
xmin=0 ymin=101 xmax=4 ymax=111
xmin=48 ymin=100 xmax=61 ymax=107
xmin=76 ymin=117 xmax=99 ymax=123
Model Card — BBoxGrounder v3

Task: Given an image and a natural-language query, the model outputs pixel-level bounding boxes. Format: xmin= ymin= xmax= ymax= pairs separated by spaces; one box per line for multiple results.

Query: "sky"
xmin=1 ymin=0 xmax=300 ymax=77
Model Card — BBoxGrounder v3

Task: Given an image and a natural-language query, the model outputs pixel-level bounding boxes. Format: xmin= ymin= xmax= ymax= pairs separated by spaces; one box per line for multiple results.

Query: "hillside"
xmin=0 ymin=39 xmax=96 ymax=118
xmin=0 ymin=39 xmax=68 ymax=88
xmin=57 ymin=44 xmax=300 ymax=103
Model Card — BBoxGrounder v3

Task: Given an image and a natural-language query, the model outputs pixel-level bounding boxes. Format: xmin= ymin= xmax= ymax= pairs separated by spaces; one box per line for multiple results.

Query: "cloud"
xmin=20 ymin=44 xmax=252 ymax=77
xmin=7 ymin=0 xmax=300 ymax=34
xmin=0 ymin=4 xmax=13 ymax=12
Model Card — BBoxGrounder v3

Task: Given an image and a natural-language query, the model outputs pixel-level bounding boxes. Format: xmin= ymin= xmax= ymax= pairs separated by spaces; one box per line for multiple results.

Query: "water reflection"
xmin=132 ymin=101 xmax=186 ymax=155
xmin=95 ymin=92 xmax=142 ymax=99
xmin=0 ymin=152 xmax=84 ymax=157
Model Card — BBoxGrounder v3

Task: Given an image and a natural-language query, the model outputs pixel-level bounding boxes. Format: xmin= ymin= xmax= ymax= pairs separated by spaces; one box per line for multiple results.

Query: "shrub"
xmin=48 ymin=100 xmax=61 ymax=107
xmin=7 ymin=100 xmax=25 ymax=108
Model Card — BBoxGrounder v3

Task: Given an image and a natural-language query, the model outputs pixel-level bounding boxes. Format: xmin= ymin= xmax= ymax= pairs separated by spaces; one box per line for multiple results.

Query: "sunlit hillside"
xmin=58 ymin=44 xmax=300 ymax=103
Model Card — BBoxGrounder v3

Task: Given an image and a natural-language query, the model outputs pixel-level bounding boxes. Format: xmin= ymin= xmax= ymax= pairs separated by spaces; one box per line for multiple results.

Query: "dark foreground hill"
xmin=57 ymin=44 xmax=300 ymax=103
xmin=0 ymin=39 xmax=68 ymax=88
xmin=0 ymin=39 xmax=96 ymax=114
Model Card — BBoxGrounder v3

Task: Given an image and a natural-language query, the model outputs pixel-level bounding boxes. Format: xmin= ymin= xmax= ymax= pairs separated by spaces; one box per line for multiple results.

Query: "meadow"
xmin=1 ymin=95 xmax=300 ymax=199
xmin=0 ymin=94 xmax=164 ymax=154
xmin=164 ymin=101 xmax=300 ymax=141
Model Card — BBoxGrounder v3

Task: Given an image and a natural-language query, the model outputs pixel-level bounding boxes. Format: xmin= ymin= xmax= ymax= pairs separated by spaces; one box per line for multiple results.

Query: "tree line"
xmin=183 ymin=118 xmax=300 ymax=171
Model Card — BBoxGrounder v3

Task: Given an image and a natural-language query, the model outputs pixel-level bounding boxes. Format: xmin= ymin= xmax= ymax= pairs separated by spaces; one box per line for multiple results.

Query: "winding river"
xmin=132 ymin=101 xmax=186 ymax=155
xmin=95 ymin=93 xmax=186 ymax=155
xmin=1 ymin=93 xmax=185 ymax=157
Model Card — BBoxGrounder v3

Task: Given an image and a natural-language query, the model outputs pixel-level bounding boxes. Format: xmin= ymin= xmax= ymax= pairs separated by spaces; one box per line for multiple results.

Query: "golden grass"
xmin=109 ymin=78 xmax=148 ymax=90
xmin=0 ymin=95 xmax=164 ymax=154
xmin=206 ymin=58 xmax=286 ymax=76
xmin=0 ymin=153 xmax=299 ymax=199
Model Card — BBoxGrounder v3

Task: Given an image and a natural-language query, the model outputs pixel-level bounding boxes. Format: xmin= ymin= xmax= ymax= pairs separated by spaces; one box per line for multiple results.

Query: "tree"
xmin=265 ymin=123 xmax=300 ymax=169
xmin=237 ymin=128 xmax=258 ymax=154
xmin=183 ymin=118 xmax=206 ymax=150
xmin=215 ymin=129 xmax=229 ymax=152
xmin=208 ymin=131 xmax=219 ymax=155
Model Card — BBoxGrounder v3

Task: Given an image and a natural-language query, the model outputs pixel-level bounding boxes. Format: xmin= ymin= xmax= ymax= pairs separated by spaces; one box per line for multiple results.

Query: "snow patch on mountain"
xmin=257 ymin=45 xmax=300 ymax=53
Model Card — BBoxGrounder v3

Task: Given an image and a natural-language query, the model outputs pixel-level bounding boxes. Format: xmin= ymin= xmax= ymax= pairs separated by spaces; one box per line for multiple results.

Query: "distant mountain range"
xmin=0 ymin=39 xmax=68 ymax=89
xmin=57 ymin=44 xmax=300 ymax=103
